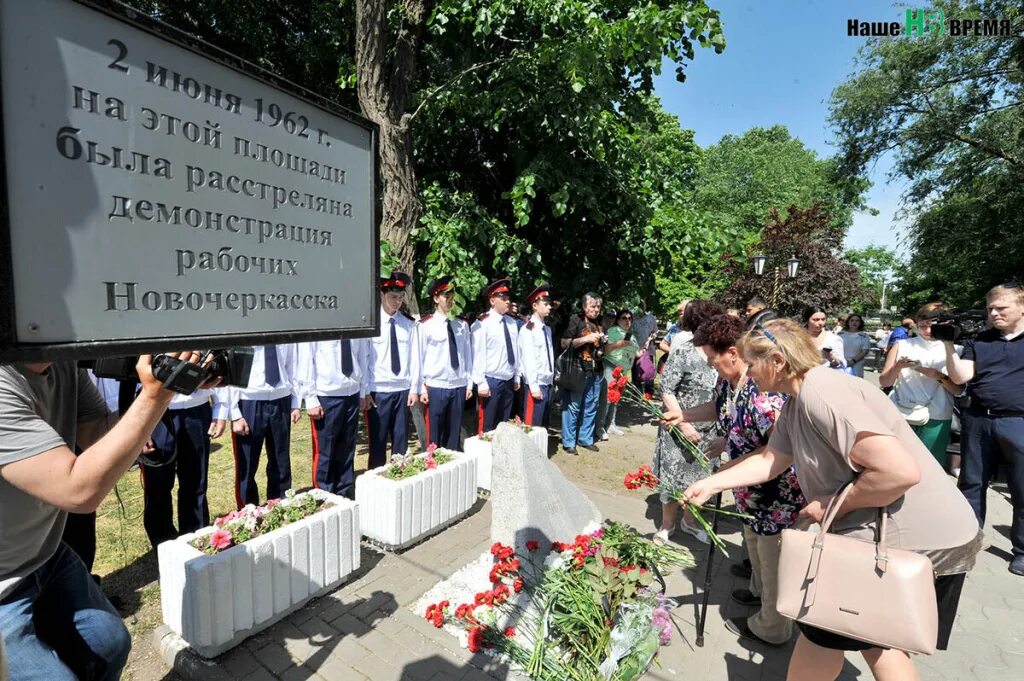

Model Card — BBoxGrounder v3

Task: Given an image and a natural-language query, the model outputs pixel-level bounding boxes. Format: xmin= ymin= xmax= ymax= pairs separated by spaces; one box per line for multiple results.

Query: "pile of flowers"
xmin=421 ymin=523 xmax=693 ymax=681
xmin=381 ymin=443 xmax=454 ymax=480
xmin=607 ymin=366 xmax=711 ymax=469
xmin=623 ymin=465 xmax=750 ymax=554
xmin=191 ymin=489 xmax=328 ymax=554
xmin=478 ymin=416 xmax=535 ymax=442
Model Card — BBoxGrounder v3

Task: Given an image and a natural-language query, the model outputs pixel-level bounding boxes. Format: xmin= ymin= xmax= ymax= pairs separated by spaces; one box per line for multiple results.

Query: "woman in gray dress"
xmin=652 ymin=300 xmax=724 ymax=544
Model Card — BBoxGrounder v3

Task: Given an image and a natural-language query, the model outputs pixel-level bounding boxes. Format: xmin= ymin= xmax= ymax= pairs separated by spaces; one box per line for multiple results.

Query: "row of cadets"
xmin=471 ymin=278 xmax=520 ymax=433
xmin=410 ymin=276 xmax=474 ymax=450
xmin=296 ymin=336 xmax=371 ymax=498
xmin=227 ymin=344 xmax=301 ymax=508
xmin=517 ymin=284 xmax=556 ymax=428
xmin=367 ymin=270 xmax=416 ymax=467
xmin=140 ymin=387 xmax=230 ymax=546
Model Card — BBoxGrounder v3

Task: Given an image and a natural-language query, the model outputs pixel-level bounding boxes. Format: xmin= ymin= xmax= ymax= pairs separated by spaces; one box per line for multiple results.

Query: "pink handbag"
xmin=776 ymin=484 xmax=939 ymax=654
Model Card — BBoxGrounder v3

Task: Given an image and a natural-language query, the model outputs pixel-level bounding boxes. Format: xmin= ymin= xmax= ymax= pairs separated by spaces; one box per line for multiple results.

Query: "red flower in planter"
xmin=209 ymin=529 xmax=233 ymax=550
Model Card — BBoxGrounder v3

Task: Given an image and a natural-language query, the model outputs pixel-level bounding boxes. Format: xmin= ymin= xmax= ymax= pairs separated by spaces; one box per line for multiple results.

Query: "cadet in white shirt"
xmin=296 ymin=338 xmax=370 ymax=498
xmin=227 ymin=344 xmax=300 ymax=507
xmin=518 ymin=284 xmax=556 ymax=428
xmin=410 ymin=276 xmax=473 ymax=450
xmin=366 ymin=271 xmax=417 ymax=467
xmin=471 ymin=278 xmax=520 ymax=433
xmin=140 ymin=389 xmax=229 ymax=547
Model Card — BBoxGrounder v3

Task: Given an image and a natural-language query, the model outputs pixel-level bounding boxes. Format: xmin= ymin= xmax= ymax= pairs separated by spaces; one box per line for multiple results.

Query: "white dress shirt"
xmin=518 ymin=314 xmax=554 ymax=388
xmin=368 ymin=306 xmax=415 ymax=393
xmin=226 ymin=344 xmax=299 ymax=420
xmin=295 ymin=339 xmax=371 ymax=407
xmin=410 ymin=313 xmax=473 ymax=394
xmin=470 ymin=310 xmax=520 ymax=389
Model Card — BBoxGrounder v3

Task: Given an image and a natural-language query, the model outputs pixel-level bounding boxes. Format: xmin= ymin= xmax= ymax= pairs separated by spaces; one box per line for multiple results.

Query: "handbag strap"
xmin=804 ymin=484 xmax=890 ymax=608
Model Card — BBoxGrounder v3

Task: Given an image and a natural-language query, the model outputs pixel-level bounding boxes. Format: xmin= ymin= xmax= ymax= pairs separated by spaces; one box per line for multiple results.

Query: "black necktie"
xmin=447 ymin=320 xmax=460 ymax=370
xmin=264 ymin=345 xmax=281 ymax=386
xmin=544 ymin=328 xmax=552 ymax=370
xmin=389 ymin=318 xmax=401 ymax=374
xmin=340 ymin=339 xmax=353 ymax=377
xmin=502 ymin=319 xmax=516 ymax=368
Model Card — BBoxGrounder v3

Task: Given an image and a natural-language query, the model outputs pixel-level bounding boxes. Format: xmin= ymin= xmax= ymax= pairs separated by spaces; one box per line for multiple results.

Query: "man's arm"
xmin=0 ymin=352 xmax=197 ymax=513
xmin=944 ymin=341 xmax=975 ymax=384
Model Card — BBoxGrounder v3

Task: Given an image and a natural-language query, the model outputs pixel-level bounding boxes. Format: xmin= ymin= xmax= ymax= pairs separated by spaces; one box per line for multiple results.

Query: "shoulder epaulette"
xmin=401 ymin=311 xmax=416 ymax=322
xmin=478 ymin=312 xmax=490 ymax=321
xmin=526 ymin=321 xmax=535 ymax=330
xmin=419 ymin=313 xmax=434 ymax=323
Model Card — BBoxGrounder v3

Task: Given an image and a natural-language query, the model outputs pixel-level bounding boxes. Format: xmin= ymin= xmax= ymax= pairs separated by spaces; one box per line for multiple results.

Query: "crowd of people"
xmin=1 ymin=272 xmax=1022 ymax=680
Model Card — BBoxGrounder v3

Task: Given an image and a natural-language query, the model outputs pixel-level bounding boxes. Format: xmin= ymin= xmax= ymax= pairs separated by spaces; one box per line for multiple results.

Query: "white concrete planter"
xmin=356 ymin=453 xmax=477 ymax=550
xmin=157 ymin=492 xmax=360 ymax=659
xmin=464 ymin=427 xmax=548 ymax=491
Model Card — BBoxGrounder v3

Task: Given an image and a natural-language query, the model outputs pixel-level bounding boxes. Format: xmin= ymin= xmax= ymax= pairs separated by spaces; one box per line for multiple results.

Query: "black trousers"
xmin=231 ymin=396 xmax=292 ymax=507
xmin=141 ymin=402 xmax=213 ymax=546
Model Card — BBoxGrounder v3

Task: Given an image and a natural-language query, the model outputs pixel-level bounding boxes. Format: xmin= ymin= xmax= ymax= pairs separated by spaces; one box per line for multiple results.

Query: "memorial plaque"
xmin=0 ymin=0 xmax=379 ymax=360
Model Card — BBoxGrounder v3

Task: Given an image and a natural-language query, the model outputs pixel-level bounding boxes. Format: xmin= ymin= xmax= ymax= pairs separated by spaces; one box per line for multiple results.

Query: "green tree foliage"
xmin=830 ymin=0 xmax=1024 ymax=308
xmin=720 ymin=204 xmax=861 ymax=317
xmin=842 ymin=244 xmax=904 ymax=314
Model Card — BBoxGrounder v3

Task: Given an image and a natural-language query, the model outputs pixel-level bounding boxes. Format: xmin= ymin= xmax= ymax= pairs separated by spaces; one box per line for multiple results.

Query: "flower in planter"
xmin=210 ymin=528 xmax=233 ymax=550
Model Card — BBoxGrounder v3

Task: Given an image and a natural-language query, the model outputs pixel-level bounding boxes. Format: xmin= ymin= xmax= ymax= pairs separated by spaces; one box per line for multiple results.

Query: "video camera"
xmin=928 ymin=310 xmax=987 ymax=343
xmin=85 ymin=347 xmax=254 ymax=395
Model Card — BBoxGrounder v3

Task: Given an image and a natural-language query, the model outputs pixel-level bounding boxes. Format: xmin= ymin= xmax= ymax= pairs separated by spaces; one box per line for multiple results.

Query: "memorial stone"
xmin=489 ymin=423 xmax=602 ymax=551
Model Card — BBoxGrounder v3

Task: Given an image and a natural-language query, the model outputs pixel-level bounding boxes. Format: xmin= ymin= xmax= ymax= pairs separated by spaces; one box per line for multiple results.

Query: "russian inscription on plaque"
xmin=0 ymin=0 xmax=378 ymax=359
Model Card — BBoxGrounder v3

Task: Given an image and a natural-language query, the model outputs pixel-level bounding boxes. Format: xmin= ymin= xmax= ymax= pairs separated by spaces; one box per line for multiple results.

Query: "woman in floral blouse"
xmin=663 ymin=313 xmax=805 ymax=647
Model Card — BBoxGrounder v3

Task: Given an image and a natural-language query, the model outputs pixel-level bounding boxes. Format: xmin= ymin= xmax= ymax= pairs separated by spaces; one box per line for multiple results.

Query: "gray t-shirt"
xmin=0 ymin=362 xmax=109 ymax=598
xmin=769 ymin=365 xmax=979 ymax=554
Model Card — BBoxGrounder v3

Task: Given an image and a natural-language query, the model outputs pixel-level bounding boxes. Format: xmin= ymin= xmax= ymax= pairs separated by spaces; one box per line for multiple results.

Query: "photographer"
xmin=943 ymin=283 xmax=1024 ymax=575
xmin=0 ymin=352 xmax=208 ymax=680
xmin=560 ymin=292 xmax=606 ymax=454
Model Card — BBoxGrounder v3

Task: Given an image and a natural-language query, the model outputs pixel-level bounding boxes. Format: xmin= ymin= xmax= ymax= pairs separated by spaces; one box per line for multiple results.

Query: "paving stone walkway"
xmin=155 ymin=479 xmax=1024 ymax=681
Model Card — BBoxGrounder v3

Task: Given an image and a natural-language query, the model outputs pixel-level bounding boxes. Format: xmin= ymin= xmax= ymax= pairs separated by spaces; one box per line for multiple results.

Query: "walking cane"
xmin=694 ymin=492 xmax=723 ymax=647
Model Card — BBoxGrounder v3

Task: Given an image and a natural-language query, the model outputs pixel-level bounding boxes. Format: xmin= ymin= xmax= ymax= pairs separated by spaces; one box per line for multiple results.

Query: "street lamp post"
xmin=753 ymin=254 xmax=800 ymax=308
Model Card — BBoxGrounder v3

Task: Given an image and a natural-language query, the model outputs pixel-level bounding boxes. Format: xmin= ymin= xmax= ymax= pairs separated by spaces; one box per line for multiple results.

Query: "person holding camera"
xmin=602 ymin=309 xmax=642 ymax=436
xmin=0 ymin=352 xmax=209 ymax=681
xmin=880 ymin=302 xmax=963 ymax=470
xmin=560 ymin=292 xmax=606 ymax=454
xmin=944 ymin=282 xmax=1024 ymax=575
xmin=803 ymin=306 xmax=846 ymax=370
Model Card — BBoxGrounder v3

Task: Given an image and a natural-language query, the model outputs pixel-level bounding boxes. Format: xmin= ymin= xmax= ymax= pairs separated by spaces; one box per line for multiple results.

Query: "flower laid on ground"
xmin=192 ymin=489 xmax=328 ymax=554
xmin=608 ymin=368 xmax=711 ymax=469
xmin=623 ymin=465 xmax=752 ymax=554
xmin=382 ymin=446 xmax=455 ymax=480
xmin=423 ymin=524 xmax=691 ymax=681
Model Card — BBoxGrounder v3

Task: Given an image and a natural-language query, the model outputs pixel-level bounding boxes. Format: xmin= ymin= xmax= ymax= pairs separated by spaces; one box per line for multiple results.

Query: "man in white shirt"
xmin=140 ymin=389 xmax=229 ymax=547
xmin=518 ymin=285 xmax=555 ymax=428
xmin=367 ymin=271 xmax=417 ymax=467
xmin=410 ymin=276 xmax=473 ymax=450
xmin=471 ymin=278 xmax=520 ymax=433
xmin=296 ymin=338 xmax=370 ymax=498
xmin=228 ymin=344 xmax=300 ymax=506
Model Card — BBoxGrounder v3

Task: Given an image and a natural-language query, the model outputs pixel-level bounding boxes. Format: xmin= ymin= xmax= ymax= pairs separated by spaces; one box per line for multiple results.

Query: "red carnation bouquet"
xmin=623 ymin=465 xmax=750 ymax=554
xmin=607 ymin=366 xmax=711 ymax=470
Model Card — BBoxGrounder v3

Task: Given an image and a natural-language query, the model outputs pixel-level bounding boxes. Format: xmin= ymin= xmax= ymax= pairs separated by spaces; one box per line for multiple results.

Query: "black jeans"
xmin=958 ymin=412 xmax=1024 ymax=557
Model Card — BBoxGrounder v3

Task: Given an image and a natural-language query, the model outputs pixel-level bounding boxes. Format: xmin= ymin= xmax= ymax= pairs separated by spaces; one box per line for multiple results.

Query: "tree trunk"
xmin=355 ymin=0 xmax=427 ymax=311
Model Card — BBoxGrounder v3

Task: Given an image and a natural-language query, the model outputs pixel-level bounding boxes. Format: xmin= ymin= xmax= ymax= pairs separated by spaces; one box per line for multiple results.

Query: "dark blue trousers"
xmin=959 ymin=412 xmax=1024 ymax=557
xmin=426 ymin=386 xmax=465 ymax=450
xmin=232 ymin=396 xmax=292 ymax=507
xmin=478 ymin=377 xmax=515 ymax=433
xmin=523 ymin=383 xmax=552 ymax=428
xmin=310 ymin=394 xmax=361 ymax=498
xmin=368 ymin=389 xmax=410 ymax=468
xmin=141 ymin=402 xmax=212 ymax=546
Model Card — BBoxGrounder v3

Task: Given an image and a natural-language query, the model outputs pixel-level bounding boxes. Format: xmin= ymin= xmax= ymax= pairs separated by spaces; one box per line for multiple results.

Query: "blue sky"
xmin=652 ymin=0 xmax=910 ymax=255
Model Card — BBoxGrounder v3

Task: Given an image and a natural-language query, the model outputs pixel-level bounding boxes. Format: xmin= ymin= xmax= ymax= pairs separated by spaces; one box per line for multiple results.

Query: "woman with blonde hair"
xmin=880 ymin=302 xmax=963 ymax=469
xmin=682 ymin=319 xmax=981 ymax=681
